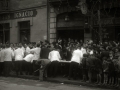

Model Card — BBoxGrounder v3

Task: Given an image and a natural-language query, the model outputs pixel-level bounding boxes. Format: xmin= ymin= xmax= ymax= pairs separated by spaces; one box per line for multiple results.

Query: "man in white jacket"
xmin=48 ymin=47 xmax=61 ymax=77
xmin=4 ymin=44 xmax=14 ymax=77
xmin=68 ymin=45 xmax=83 ymax=80
xmin=31 ymin=43 xmax=41 ymax=75
xmin=0 ymin=44 xmax=5 ymax=76
xmin=14 ymin=44 xmax=24 ymax=75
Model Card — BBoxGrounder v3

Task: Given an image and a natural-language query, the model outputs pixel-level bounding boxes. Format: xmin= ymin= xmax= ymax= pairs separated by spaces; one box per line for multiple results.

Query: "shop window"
xmin=19 ymin=21 xmax=30 ymax=44
xmin=0 ymin=23 xmax=10 ymax=43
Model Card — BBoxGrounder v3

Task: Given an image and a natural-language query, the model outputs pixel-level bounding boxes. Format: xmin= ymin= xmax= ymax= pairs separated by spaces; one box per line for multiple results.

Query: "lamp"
xmin=65 ymin=15 xmax=69 ymax=21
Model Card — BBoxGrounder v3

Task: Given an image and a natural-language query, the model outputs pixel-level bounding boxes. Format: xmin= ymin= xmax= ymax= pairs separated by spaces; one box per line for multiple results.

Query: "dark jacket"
xmin=40 ymin=48 xmax=51 ymax=59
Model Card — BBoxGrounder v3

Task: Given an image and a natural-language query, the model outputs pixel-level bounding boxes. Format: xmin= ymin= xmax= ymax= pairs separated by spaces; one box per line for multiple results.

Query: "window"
xmin=0 ymin=0 xmax=10 ymax=11
xmin=19 ymin=21 xmax=30 ymax=43
xmin=0 ymin=23 xmax=10 ymax=43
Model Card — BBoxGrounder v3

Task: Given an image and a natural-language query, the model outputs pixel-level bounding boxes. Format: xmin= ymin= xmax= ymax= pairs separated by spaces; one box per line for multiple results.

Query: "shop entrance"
xmin=57 ymin=29 xmax=84 ymax=41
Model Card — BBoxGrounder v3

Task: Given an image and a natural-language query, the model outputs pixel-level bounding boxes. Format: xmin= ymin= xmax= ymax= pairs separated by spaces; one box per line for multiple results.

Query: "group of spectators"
xmin=0 ymin=39 xmax=120 ymax=87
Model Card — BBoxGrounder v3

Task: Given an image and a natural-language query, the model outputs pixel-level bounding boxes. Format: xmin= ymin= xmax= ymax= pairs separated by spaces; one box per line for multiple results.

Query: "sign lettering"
xmin=0 ymin=9 xmax=37 ymax=20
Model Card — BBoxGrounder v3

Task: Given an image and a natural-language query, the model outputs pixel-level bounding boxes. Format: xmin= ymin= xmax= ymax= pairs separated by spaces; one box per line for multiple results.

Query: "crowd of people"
xmin=0 ymin=38 xmax=120 ymax=87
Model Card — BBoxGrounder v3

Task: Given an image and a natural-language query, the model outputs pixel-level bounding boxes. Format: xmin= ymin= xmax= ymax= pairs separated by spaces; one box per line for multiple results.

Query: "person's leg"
xmin=68 ymin=62 xmax=74 ymax=80
xmin=73 ymin=62 xmax=79 ymax=80
xmin=19 ymin=61 xmax=23 ymax=75
xmin=1 ymin=62 xmax=4 ymax=76
xmin=39 ymin=65 xmax=44 ymax=81
xmin=0 ymin=62 xmax=2 ymax=76
xmin=49 ymin=62 xmax=54 ymax=77
xmin=88 ymin=69 xmax=92 ymax=83
xmin=53 ymin=61 xmax=59 ymax=77
xmin=15 ymin=61 xmax=19 ymax=75
xmin=43 ymin=60 xmax=51 ymax=79
xmin=6 ymin=61 xmax=12 ymax=76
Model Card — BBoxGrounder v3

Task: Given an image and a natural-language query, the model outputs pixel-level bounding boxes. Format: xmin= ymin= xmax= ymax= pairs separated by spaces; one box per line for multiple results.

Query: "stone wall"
xmin=10 ymin=0 xmax=47 ymax=10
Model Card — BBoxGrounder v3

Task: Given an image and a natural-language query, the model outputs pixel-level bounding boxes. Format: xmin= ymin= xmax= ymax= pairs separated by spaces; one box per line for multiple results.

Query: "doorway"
xmin=18 ymin=21 xmax=30 ymax=43
xmin=57 ymin=29 xmax=84 ymax=41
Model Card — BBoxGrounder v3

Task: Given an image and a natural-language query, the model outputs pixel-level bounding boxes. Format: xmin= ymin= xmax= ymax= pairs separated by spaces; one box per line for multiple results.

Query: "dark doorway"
xmin=57 ymin=29 xmax=84 ymax=41
xmin=0 ymin=23 xmax=10 ymax=43
xmin=19 ymin=21 xmax=30 ymax=43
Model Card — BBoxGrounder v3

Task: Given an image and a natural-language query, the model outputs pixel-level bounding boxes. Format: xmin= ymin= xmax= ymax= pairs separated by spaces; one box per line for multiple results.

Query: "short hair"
xmin=36 ymin=43 xmax=40 ymax=47
xmin=6 ymin=44 xmax=10 ymax=48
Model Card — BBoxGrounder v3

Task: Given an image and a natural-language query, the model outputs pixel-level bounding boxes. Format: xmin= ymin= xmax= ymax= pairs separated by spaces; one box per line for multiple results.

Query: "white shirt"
xmin=48 ymin=50 xmax=61 ymax=62
xmin=71 ymin=49 xmax=83 ymax=64
xmin=23 ymin=54 xmax=34 ymax=63
xmin=14 ymin=48 xmax=24 ymax=61
xmin=0 ymin=49 xmax=5 ymax=62
xmin=81 ymin=47 xmax=87 ymax=55
xmin=90 ymin=50 xmax=93 ymax=55
xmin=25 ymin=46 xmax=31 ymax=55
xmin=4 ymin=48 xmax=14 ymax=62
xmin=30 ymin=47 xmax=41 ymax=61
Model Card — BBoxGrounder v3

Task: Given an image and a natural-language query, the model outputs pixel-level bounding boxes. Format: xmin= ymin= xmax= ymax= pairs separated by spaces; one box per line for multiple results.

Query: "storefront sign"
xmin=0 ymin=9 xmax=37 ymax=20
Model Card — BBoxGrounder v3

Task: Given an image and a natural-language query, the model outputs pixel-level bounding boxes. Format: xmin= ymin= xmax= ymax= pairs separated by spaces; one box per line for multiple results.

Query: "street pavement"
xmin=0 ymin=77 xmax=116 ymax=90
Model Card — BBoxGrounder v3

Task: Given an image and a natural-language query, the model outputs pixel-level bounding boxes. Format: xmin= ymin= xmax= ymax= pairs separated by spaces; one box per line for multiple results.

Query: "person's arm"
xmin=48 ymin=52 xmax=51 ymax=60
xmin=11 ymin=50 xmax=14 ymax=59
xmin=58 ymin=51 xmax=61 ymax=60
xmin=30 ymin=48 xmax=34 ymax=54
xmin=22 ymin=50 xmax=24 ymax=57
xmin=0 ymin=51 xmax=1 ymax=61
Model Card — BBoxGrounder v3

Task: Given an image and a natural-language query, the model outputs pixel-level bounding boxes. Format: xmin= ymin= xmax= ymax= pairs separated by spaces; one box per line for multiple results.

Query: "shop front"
xmin=48 ymin=0 xmax=92 ymax=43
xmin=0 ymin=6 xmax=48 ymax=43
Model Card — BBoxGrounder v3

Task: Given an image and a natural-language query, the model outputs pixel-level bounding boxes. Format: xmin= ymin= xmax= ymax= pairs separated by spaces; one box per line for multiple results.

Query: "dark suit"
xmin=39 ymin=48 xmax=51 ymax=80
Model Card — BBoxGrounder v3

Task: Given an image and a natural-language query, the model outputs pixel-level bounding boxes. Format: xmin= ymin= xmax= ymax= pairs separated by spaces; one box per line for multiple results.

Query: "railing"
xmin=0 ymin=0 xmax=10 ymax=13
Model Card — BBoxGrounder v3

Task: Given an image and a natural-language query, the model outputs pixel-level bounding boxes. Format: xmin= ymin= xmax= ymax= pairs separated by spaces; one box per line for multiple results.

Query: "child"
xmin=102 ymin=57 xmax=109 ymax=85
xmin=81 ymin=54 xmax=88 ymax=82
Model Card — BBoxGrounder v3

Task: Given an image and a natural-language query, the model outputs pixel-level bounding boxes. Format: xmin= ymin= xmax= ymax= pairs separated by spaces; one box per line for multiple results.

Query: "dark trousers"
xmin=25 ymin=62 xmax=33 ymax=75
xmin=39 ymin=59 xmax=51 ymax=80
xmin=15 ymin=61 xmax=23 ymax=75
xmin=4 ymin=61 xmax=12 ymax=77
xmin=49 ymin=61 xmax=59 ymax=77
xmin=0 ymin=62 xmax=4 ymax=76
xmin=33 ymin=60 xmax=39 ymax=76
xmin=68 ymin=62 xmax=79 ymax=79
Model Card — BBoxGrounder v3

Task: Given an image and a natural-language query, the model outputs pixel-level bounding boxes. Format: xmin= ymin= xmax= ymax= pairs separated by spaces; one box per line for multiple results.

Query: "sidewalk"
xmin=9 ymin=74 xmax=120 ymax=89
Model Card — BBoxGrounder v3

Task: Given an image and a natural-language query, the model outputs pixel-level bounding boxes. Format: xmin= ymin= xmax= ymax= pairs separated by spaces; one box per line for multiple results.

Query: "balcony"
xmin=0 ymin=0 xmax=11 ymax=14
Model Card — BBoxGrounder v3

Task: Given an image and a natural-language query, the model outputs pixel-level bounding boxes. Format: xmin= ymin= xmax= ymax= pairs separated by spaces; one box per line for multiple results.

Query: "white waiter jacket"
xmin=0 ymin=49 xmax=5 ymax=62
xmin=71 ymin=49 xmax=83 ymax=64
xmin=48 ymin=50 xmax=61 ymax=62
xmin=4 ymin=48 xmax=14 ymax=62
xmin=14 ymin=48 xmax=24 ymax=61
xmin=23 ymin=54 xmax=34 ymax=63
xmin=30 ymin=47 xmax=41 ymax=61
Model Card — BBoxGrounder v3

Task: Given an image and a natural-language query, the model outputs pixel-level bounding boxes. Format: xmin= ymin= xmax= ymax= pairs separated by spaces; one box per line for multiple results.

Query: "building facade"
xmin=0 ymin=0 xmax=120 ymax=44
xmin=0 ymin=0 xmax=48 ymax=43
